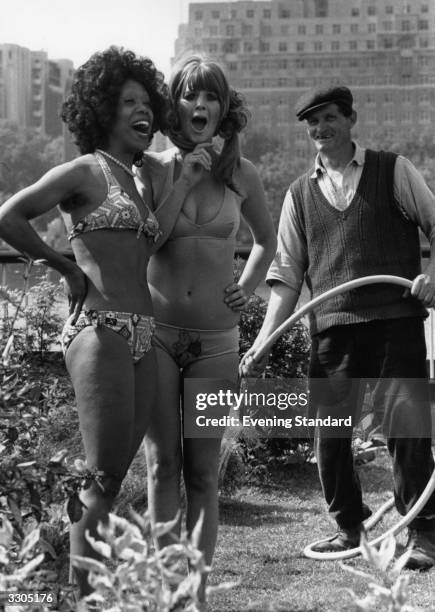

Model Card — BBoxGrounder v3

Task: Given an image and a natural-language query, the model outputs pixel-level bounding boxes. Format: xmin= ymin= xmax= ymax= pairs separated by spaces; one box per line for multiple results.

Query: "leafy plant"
xmin=342 ymin=533 xmax=419 ymax=612
xmin=73 ymin=511 xmax=236 ymax=611
xmin=0 ymin=257 xmax=64 ymax=359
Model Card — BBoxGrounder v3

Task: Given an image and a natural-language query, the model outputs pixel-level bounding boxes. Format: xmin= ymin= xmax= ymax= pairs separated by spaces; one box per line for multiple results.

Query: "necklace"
xmin=96 ymin=149 xmax=135 ymax=178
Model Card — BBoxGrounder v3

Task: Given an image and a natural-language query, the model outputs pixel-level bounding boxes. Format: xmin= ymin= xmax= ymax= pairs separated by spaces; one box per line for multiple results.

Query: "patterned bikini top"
xmin=68 ymin=152 xmax=161 ymax=242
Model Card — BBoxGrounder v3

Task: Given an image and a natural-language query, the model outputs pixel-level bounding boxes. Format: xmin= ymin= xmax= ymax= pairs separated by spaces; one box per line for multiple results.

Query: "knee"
xmin=185 ymin=466 xmax=218 ymax=495
xmin=147 ymin=456 xmax=181 ymax=486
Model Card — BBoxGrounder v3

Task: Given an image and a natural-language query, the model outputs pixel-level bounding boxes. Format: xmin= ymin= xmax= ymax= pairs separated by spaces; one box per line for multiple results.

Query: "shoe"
xmin=404 ymin=528 xmax=435 ymax=571
xmin=311 ymin=524 xmax=364 ymax=553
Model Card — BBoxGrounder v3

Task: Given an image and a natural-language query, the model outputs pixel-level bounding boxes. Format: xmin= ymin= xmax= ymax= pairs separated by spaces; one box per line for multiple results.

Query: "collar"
xmin=310 ymin=142 xmax=366 ymax=179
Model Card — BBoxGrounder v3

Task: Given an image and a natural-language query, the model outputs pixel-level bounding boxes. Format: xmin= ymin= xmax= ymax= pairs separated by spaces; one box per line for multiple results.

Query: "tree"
xmin=0 ymin=121 xmax=64 ymax=234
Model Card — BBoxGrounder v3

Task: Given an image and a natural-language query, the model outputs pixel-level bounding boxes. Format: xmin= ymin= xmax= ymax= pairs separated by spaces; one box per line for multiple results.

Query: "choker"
xmin=96 ymin=149 xmax=135 ymax=178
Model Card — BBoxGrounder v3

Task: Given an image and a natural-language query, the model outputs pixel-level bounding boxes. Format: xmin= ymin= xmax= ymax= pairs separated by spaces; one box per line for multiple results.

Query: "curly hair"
xmin=61 ymin=46 xmax=168 ymax=155
xmin=166 ymin=55 xmax=250 ymax=190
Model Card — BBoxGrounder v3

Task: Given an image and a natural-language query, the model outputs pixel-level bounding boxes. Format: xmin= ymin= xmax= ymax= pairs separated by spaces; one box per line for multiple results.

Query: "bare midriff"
xmin=71 ymin=230 xmax=153 ymax=315
xmin=148 ymin=236 xmax=239 ymax=330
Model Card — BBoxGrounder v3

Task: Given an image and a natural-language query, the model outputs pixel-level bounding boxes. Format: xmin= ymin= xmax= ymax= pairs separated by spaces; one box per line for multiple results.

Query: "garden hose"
xmin=240 ymin=275 xmax=435 ymax=561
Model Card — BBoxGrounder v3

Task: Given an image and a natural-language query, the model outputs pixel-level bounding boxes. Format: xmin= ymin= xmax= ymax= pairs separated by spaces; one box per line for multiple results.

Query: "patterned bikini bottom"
xmin=152 ymin=321 xmax=239 ymax=368
xmin=61 ymin=309 xmax=155 ymax=363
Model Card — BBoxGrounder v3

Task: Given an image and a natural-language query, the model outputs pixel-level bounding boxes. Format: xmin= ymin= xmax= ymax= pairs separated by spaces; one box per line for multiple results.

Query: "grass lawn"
xmin=10 ymin=356 xmax=435 ymax=611
xmin=208 ymin=452 xmax=435 ymax=612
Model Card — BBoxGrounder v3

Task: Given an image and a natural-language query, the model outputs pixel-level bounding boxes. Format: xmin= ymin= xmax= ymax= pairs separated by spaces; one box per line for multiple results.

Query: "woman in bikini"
xmin=0 ymin=47 xmax=211 ymax=597
xmin=136 ymin=55 xmax=277 ymax=605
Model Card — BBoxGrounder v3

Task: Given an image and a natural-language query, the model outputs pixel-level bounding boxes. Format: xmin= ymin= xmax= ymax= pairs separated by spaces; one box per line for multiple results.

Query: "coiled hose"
xmin=241 ymin=275 xmax=435 ymax=560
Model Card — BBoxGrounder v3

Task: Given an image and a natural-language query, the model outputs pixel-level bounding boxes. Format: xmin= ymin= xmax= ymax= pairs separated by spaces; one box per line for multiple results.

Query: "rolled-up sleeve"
xmin=266 ymin=188 xmax=308 ymax=293
xmin=394 ymin=156 xmax=435 ymax=243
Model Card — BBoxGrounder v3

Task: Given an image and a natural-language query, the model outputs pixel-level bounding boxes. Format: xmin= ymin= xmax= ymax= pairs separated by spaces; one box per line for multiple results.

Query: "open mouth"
xmin=132 ymin=120 xmax=151 ymax=135
xmin=191 ymin=116 xmax=208 ymax=131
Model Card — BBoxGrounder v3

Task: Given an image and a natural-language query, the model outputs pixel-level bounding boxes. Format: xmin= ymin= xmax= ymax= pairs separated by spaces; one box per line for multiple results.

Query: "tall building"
xmin=174 ymin=0 xmax=435 ymax=155
xmin=0 ymin=44 xmax=73 ymax=141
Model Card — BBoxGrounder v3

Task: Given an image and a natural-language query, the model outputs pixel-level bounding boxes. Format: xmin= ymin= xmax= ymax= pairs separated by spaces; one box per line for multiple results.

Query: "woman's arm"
xmin=135 ymin=144 xmax=213 ymax=251
xmin=224 ymin=158 xmax=277 ymax=311
xmin=0 ymin=161 xmax=88 ymax=320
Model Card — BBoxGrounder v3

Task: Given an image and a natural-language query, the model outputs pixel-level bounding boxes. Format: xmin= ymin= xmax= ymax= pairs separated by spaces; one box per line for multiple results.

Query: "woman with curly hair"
xmin=135 ymin=55 xmax=276 ymax=605
xmin=0 ymin=46 xmax=211 ymax=597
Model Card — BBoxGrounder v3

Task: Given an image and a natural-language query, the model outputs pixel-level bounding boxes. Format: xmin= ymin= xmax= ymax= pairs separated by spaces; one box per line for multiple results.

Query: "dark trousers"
xmin=309 ymin=317 xmax=435 ymax=530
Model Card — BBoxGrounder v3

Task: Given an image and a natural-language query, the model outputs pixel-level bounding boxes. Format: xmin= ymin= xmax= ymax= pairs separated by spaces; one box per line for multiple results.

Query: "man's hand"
xmin=409 ymin=273 xmax=435 ymax=308
xmin=239 ymin=346 xmax=269 ymax=378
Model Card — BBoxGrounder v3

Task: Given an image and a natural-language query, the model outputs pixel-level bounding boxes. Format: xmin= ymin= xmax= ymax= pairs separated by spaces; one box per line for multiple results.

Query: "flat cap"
xmin=295 ymin=85 xmax=353 ymax=121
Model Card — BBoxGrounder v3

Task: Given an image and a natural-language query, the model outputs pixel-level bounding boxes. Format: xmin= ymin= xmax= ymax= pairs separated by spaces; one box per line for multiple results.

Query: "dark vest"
xmin=290 ymin=149 xmax=426 ymax=335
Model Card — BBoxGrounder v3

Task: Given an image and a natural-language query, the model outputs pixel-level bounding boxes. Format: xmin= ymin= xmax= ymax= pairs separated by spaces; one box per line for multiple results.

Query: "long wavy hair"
xmin=166 ymin=55 xmax=250 ymax=191
xmin=61 ymin=46 xmax=168 ymax=159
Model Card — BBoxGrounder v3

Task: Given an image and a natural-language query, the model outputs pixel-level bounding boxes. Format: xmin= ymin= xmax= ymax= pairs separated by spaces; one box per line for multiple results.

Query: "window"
xmin=367 ymin=40 xmax=375 ymax=49
xmin=402 ymin=20 xmax=411 ymax=31
xmin=211 ymin=10 xmax=220 ymax=18
xmin=279 ymin=42 xmax=288 ymax=52
xmin=209 ymin=25 xmax=218 ymax=35
xmin=314 ymin=42 xmax=322 ymax=51
xmin=226 ymin=25 xmax=234 ymax=36
xmin=194 ymin=10 xmax=203 ymax=20
xmin=349 ymin=40 xmax=358 ymax=50
xmin=351 ymin=23 xmax=358 ymax=33
xmin=419 ymin=20 xmax=429 ymax=30
xmin=420 ymin=38 xmax=429 ymax=48
xmin=316 ymin=24 xmax=323 ymax=34
xmin=384 ymin=107 xmax=394 ymax=122
xmin=260 ymin=42 xmax=270 ymax=52
xmin=243 ymin=42 xmax=253 ymax=52
xmin=383 ymin=21 xmax=392 ymax=31
xmin=208 ymin=43 xmax=218 ymax=53
xmin=385 ymin=5 xmax=393 ymax=13
xmin=228 ymin=62 xmax=237 ymax=71
xmin=368 ymin=6 xmax=376 ymax=15
xmin=231 ymin=9 xmax=237 ymax=18
xmin=314 ymin=0 xmax=328 ymax=17
xmin=280 ymin=8 xmax=290 ymax=18
xmin=333 ymin=24 xmax=341 ymax=34
xmin=384 ymin=38 xmax=393 ymax=48
xmin=297 ymin=42 xmax=305 ymax=52
xmin=421 ymin=4 xmax=428 ymax=12
xmin=263 ymin=8 xmax=271 ymax=18
xmin=331 ymin=41 xmax=340 ymax=51
xmin=368 ymin=23 xmax=376 ymax=33
xmin=298 ymin=24 xmax=306 ymax=35
xmin=351 ymin=8 xmax=360 ymax=16
xmin=246 ymin=9 xmax=254 ymax=18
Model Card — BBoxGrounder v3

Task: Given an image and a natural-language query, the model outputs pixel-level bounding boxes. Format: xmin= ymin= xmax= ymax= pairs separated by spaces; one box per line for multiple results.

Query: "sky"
xmin=0 ymin=0 xmax=240 ymax=79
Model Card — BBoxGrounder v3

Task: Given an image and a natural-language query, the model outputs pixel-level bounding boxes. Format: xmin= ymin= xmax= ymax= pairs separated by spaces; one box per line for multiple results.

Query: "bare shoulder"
xmin=139 ymin=147 xmax=177 ymax=178
xmin=234 ymin=157 xmax=262 ymax=198
xmin=45 ymin=154 xmax=96 ymax=186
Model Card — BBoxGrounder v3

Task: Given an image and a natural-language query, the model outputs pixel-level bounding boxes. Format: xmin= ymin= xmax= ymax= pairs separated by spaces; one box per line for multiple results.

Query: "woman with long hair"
xmin=136 ymin=55 xmax=277 ymax=606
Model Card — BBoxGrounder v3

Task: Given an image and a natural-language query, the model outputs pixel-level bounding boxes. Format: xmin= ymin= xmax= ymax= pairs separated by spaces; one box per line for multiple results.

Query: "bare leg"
xmin=183 ymin=352 xmax=238 ymax=603
xmin=144 ymin=347 xmax=183 ymax=547
xmin=66 ymin=326 xmax=156 ymax=596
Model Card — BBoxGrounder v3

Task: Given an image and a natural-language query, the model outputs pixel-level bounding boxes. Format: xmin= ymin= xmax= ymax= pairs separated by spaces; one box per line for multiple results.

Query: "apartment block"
xmin=174 ymin=0 xmax=435 ymax=155
xmin=0 ymin=44 xmax=73 ymax=141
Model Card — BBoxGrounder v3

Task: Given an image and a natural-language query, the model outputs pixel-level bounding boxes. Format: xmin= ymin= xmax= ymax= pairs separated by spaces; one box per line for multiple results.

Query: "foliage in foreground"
xmin=343 ymin=533 xmax=420 ymax=612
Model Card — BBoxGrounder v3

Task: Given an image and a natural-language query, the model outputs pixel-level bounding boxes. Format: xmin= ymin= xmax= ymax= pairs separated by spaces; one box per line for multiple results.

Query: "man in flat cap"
xmin=242 ymin=84 xmax=435 ymax=568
